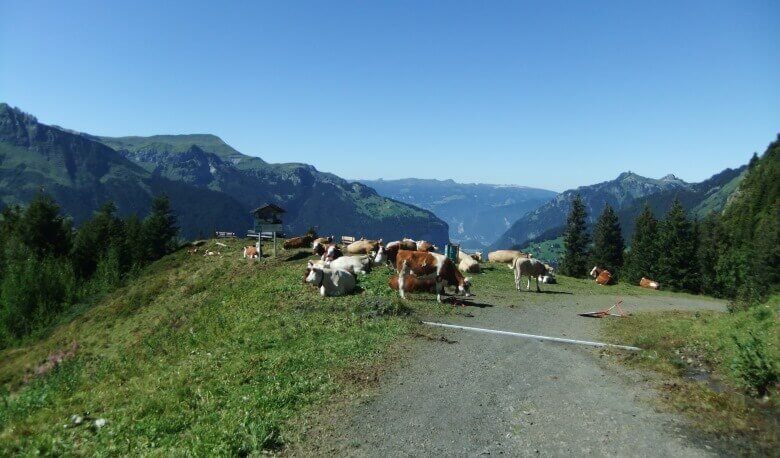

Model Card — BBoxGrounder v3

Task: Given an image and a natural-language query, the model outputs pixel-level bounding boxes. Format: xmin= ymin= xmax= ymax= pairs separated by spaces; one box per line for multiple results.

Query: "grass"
xmin=600 ymin=295 xmax=779 ymax=455
xmin=1 ymin=244 xmax=769 ymax=454
xmin=0 ymin=239 xmax=420 ymax=455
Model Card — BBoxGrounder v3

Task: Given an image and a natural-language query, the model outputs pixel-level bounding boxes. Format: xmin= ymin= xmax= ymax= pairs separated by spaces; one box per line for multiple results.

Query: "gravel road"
xmin=314 ymin=279 xmax=726 ymax=456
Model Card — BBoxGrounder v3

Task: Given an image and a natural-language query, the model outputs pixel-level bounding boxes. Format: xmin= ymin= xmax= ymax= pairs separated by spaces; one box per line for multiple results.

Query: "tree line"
xmin=0 ymin=192 xmax=180 ymax=348
xmin=560 ymin=141 xmax=778 ymax=307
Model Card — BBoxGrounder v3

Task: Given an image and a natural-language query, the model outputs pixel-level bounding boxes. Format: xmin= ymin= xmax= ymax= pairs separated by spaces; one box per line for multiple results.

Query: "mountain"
xmin=0 ymin=104 xmax=249 ymax=238
xmin=615 ymin=165 xmax=747 ymax=237
xmin=97 ymin=136 xmax=449 ymax=246
xmin=0 ymin=104 xmax=449 ymax=244
xmin=499 ymin=166 xmax=749 ymax=255
xmin=489 ymin=172 xmax=691 ymax=250
xmin=358 ymin=178 xmax=557 ymax=249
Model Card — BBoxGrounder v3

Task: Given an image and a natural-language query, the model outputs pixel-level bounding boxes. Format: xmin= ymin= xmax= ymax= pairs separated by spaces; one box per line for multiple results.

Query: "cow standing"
xmin=513 ymin=258 xmax=548 ymax=292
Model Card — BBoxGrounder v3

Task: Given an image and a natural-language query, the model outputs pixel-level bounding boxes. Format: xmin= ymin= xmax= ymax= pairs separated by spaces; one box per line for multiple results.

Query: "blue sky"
xmin=1 ymin=1 xmax=777 ymax=191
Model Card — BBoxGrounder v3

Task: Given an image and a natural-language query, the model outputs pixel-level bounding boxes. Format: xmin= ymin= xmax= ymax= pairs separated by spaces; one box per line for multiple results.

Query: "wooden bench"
xmin=341 ymin=235 xmax=356 ymax=246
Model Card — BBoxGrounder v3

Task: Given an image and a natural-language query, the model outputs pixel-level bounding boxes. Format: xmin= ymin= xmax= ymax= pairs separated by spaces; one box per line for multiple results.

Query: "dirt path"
xmin=315 ymin=280 xmax=726 ymax=456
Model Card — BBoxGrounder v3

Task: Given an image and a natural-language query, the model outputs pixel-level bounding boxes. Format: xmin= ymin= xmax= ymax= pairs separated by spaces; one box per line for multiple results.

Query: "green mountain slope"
xmin=358 ymin=178 xmax=557 ymax=249
xmin=0 ymin=104 xmax=248 ymax=237
xmin=0 ymin=104 xmax=449 ymax=245
xmin=97 ymin=135 xmax=449 ymax=245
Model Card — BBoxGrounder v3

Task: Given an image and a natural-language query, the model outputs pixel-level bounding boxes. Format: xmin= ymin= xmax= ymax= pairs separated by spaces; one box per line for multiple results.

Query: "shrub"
xmin=731 ymin=331 xmax=777 ymax=397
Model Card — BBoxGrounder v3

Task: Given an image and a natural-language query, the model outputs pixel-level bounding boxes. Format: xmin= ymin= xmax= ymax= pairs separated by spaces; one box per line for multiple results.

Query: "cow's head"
xmin=459 ymin=277 xmax=473 ymax=296
xmin=305 ymin=261 xmax=323 ymax=285
xmin=374 ymin=245 xmax=386 ymax=264
xmin=589 ymin=266 xmax=599 ymax=278
xmin=312 ymin=241 xmax=325 ymax=255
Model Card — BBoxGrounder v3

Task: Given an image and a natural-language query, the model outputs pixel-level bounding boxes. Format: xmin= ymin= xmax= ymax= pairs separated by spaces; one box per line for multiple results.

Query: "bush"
xmin=731 ymin=331 xmax=777 ymax=397
xmin=0 ymin=240 xmax=77 ymax=343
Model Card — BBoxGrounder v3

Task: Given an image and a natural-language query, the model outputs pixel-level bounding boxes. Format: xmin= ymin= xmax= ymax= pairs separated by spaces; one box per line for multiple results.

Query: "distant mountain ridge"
xmin=0 ymin=104 xmax=449 ymax=244
xmin=490 ymin=172 xmax=694 ymax=250
xmin=358 ymin=178 xmax=557 ymax=249
xmin=494 ymin=166 xmax=748 ymax=253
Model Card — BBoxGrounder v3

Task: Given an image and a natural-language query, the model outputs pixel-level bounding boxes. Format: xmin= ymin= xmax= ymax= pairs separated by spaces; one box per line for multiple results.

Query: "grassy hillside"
xmin=0 ymin=240 xmax=422 ymax=454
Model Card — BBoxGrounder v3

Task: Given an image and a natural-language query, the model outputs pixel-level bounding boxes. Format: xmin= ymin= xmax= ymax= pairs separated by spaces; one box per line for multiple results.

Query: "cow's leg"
xmin=514 ymin=269 xmax=520 ymax=291
xmin=435 ymin=278 xmax=444 ymax=303
xmin=399 ymin=275 xmax=407 ymax=300
xmin=536 ymin=275 xmax=541 ymax=292
xmin=319 ymin=285 xmax=327 ymax=297
xmin=526 ymin=276 xmax=531 ymax=291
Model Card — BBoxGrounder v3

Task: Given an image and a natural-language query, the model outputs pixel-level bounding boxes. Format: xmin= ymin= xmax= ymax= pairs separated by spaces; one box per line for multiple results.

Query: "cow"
xmin=513 ymin=258 xmax=548 ymax=292
xmin=327 ymin=255 xmax=371 ymax=275
xmin=590 ymin=266 xmax=614 ymax=285
xmin=539 ymin=274 xmax=557 ymax=284
xmin=322 ymin=243 xmax=344 ymax=261
xmin=388 ymin=259 xmax=438 ymax=298
xmin=639 ymin=277 xmax=660 ymax=290
xmin=488 ymin=250 xmax=530 ymax=268
xmin=395 ymin=250 xmax=471 ymax=302
xmin=373 ymin=241 xmax=411 ymax=266
xmin=243 ymin=245 xmax=259 ymax=259
xmin=345 ymin=238 xmax=381 ymax=255
xmin=470 ymin=251 xmax=483 ymax=262
xmin=305 ymin=261 xmax=356 ymax=297
xmin=457 ymin=250 xmax=481 ymax=273
xmin=284 ymin=234 xmax=316 ymax=250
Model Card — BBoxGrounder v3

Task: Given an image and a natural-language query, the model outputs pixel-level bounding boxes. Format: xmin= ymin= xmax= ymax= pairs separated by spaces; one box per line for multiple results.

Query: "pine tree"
xmin=697 ymin=214 xmax=725 ymax=296
xmin=656 ymin=198 xmax=698 ymax=292
xmin=16 ymin=191 xmax=71 ymax=258
xmin=71 ymin=202 xmax=127 ymax=279
xmin=591 ymin=203 xmax=624 ymax=277
xmin=143 ymin=194 xmax=179 ymax=261
xmin=560 ymin=194 xmax=590 ymax=278
xmin=623 ymin=203 xmax=659 ymax=284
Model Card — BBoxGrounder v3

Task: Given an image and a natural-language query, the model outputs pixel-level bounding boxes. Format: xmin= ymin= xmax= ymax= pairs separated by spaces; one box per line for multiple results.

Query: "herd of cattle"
xmin=240 ymin=234 xmax=661 ymax=300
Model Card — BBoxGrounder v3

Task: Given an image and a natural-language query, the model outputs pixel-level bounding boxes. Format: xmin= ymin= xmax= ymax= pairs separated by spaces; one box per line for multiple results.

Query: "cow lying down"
xmin=312 ymin=255 xmax=372 ymax=275
xmin=305 ymin=261 xmax=356 ymax=297
xmin=388 ymin=260 xmax=438 ymax=299
xmin=394 ymin=250 xmax=472 ymax=302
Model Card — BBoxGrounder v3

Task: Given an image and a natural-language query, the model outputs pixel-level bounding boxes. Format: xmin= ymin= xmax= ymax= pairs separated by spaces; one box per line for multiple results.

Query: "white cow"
xmin=305 ymin=261 xmax=356 ymax=297
xmin=313 ymin=255 xmax=372 ymax=275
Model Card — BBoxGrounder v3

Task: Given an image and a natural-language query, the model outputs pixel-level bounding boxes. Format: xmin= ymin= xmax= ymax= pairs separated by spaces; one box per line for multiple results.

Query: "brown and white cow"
xmin=243 ymin=245 xmax=259 ymax=259
xmin=345 ymin=238 xmax=381 ymax=255
xmin=284 ymin=234 xmax=316 ymax=249
xmin=394 ymin=250 xmax=471 ymax=302
xmin=388 ymin=259 xmax=438 ymax=298
xmin=639 ymin=277 xmax=660 ymax=290
xmin=590 ymin=266 xmax=614 ymax=285
xmin=311 ymin=237 xmax=333 ymax=256
xmin=373 ymin=240 xmax=412 ymax=266
xmin=313 ymin=243 xmax=343 ymax=262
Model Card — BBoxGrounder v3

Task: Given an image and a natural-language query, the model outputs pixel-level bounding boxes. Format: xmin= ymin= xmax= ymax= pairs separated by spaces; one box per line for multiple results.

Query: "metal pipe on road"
xmin=421 ymin=321 xmax=642 ymax=351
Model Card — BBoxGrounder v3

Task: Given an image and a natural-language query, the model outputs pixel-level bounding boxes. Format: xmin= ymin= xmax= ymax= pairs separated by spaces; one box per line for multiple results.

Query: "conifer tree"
xmin=560 ymin=194 xmax=590 ymax=278
xmin=17 ymin=191 xmax=71 ymax=257
xmin=143 ymin=194 xmax=179 ymax=261
xmin=656 ymin=198 xmax=698 ymax=291
xmin=623 ymin=203 xmax=659 ymax=284
xmin=591 ymin=203 xmax=624 ymax=277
